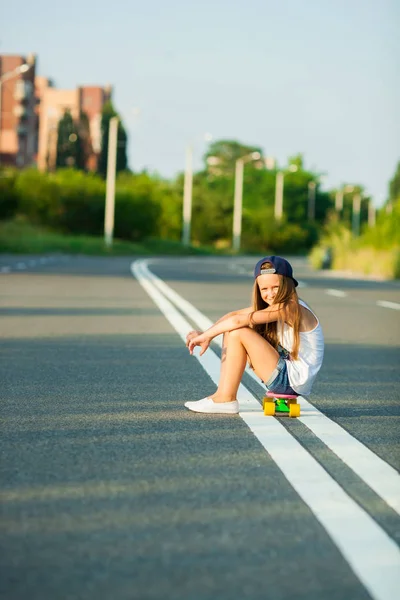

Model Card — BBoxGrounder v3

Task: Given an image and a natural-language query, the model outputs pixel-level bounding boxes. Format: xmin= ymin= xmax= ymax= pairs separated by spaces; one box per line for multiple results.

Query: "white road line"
xmin=377 ymin=300 xmax=400 ymax=311
xmin=131 ymin=259 xmax=400 ymax=600
xmin=326 ymin=288 xmax=347 ymax=297
xmin=1 ymin=266 xmax=11 ymax=273
xmin=142 ymin=261 xmax=400 ymax=515
xmin=298 ymin=400 xmax=400 ymax=514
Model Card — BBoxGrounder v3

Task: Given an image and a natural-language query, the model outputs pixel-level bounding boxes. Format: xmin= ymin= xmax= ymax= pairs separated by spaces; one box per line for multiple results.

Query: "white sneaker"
xmin=184 ymin=397 xmax=239 ymax=414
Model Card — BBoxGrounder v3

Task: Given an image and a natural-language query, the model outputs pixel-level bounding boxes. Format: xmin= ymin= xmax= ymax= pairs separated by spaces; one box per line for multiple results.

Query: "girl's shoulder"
xmin=298 ymin=299 xmax=320 ymax=332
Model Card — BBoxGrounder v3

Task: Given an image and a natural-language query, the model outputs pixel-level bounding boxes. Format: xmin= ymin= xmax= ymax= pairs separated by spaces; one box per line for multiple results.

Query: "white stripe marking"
xmin=132 ymin=259 xmax=400 ymax=600
xmin=143 ymin=262 xmax=400 ymax=515
xmin=377 ymin=301 xmax=400 ymax=311
xmin=326 ymin=288 xmax=347 ymax=297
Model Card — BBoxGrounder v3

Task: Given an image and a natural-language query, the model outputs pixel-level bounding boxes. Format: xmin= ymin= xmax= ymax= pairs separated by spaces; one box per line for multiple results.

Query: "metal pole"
xmin=232 ymin=158 xmax=244 ymax=251
xmin=182 ymin=144 xmax=193 ymax=246
xmin=0 ymin=80 xmax=2 ymax=166
xmin=104 ymin=116 xmax=119 ymax=247
xmin=335 ymin=189 xmax=343 ymax=212
xmin=308 ymin=181 xmax=316 ymax=221
xmin=352 ymin=193 xmax=361 ymax=236
xmin=274 ymin=171 xmax=284 ymax=220
xmin=368 ymin=200 xmax=376 ymax=227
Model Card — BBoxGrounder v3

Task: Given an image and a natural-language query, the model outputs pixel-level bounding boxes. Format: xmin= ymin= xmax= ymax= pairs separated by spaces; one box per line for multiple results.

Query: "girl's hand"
xmin=186 ymin=330 xmax=201 ymax=344
xmin=186 ymin=330 xmax=203 ymax=347
xmin=188 ymin=333 xmax=211 ymax=356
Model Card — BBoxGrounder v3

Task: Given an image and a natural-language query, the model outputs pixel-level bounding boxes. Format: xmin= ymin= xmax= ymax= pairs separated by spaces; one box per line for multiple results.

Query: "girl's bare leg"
xmin=208 ymin=332 xmax=230 ymax=397
xmin=210 ymin=328 xmax=280 ymax=403
xmin=209 ymin=331 xmax=247 ymax=402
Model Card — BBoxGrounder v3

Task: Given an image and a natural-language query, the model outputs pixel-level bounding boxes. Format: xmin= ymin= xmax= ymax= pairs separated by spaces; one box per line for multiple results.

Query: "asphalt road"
xmin=0 ymin=254 xmax=399 ymax=600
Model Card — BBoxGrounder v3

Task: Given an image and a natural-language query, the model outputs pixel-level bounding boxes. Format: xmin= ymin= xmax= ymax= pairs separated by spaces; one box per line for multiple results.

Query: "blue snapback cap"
xmin=253 ymin=256 xmax=298 ymax=287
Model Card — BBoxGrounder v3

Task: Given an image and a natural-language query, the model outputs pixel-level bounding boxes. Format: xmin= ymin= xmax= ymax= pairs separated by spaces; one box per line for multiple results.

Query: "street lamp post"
xmin=368 ymin=200 xmax=376 ymax=227
xmin=352 ymin=193 xmax=361 ymax=236
xmin=274 ymin=164 xmax=298 ymax=221
xmin=232 ymin=151 xmax=260 ymax=251
xmin=104 ymin=116 xmax=119 ymax=247
xmin=181 ymin=132 xmax=212 ymax=246
xmin=274 ymin=171 xmax=284 ymax=220
xmin=0 ymin=63 xmax=31 ymax=166
xmin=182 ymin=144 xmax=193 ymax=246
xmin=335 ymin=185 xmax=354 ymax=215
xmin=335 ymin=189 xmax=344 ymax=212
xmin=308 ymin=181 xmax=317 ymax=221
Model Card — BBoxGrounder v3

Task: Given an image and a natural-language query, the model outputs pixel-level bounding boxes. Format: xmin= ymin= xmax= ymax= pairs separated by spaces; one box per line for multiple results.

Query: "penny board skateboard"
xmin=262 ymin=392 xmax=301 ymax=418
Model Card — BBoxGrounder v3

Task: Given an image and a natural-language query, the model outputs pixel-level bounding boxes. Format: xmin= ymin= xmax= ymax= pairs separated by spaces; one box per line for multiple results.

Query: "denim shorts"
xmin=264 ymin=356 xmax=297 ymax=396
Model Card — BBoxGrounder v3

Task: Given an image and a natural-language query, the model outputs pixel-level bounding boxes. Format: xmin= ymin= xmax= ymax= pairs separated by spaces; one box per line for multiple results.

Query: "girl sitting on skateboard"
xmin=185 ymin=255 xmax=324 ymax=414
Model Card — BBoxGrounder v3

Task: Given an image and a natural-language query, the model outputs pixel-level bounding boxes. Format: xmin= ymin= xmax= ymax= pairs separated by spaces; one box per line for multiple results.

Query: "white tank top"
xmin=277 ymin=299 xmax=324 ymax=396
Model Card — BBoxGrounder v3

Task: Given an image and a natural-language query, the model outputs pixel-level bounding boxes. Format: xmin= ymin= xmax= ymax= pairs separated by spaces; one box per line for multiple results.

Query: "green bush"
xmin=15 ymin=169 xmax=61 ymax=225
xmin=156 ymin=182 xmax=182 ymax=241
xmin=5 ymin=168 xmax=165 ymax=242
xmin=114 ymin=172 xmax=164 ymax=240
xmin=309 ymin=204 xmax=400 ymax=278
xmin=53 ymin=169 xmax=105 ymax=235
xmin=361 ymin=200 xmax=400 ymax=249
xmin=191 ymin=174 xmax=234 ymax=244
xmin=241 ymin=207 xmax=311 ymax=253
xmin=0 ymin=169 xmax=19 ymax=219
xmin=114 ymin=191 xmax=161 ymax=241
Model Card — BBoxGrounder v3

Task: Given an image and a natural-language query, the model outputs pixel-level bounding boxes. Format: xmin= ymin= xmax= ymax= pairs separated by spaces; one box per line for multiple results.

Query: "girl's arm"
xmin=188 ymin=304 xmax=285 ymax=355
xmin=215 ymin=306 xmax=253 ymax=323
xmin=186 ymin=306 xmax=252 ymax=346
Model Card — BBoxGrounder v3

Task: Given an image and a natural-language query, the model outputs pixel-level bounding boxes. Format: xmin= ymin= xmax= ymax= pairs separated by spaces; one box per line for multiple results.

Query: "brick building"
xmin=37 ymin=81 xmax=112 ymax=171
xmin=0 ymin=53 xmax=37 ymax=167
xmin=0 ymin=52 xmax=112 ymax=171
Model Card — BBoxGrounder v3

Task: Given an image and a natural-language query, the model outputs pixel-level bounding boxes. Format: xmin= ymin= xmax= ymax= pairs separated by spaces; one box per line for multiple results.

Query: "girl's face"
xmin=257 ymin=273 xmax=281 ymax=305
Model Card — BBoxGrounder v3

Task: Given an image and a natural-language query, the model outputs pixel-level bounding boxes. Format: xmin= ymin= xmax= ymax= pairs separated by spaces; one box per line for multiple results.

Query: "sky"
xmin=2 ymin=0 xmax=399 ymax=206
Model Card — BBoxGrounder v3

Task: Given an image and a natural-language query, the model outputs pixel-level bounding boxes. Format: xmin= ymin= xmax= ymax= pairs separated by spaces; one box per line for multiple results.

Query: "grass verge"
xmin=0 ymin=220 xmax=224 ymax=256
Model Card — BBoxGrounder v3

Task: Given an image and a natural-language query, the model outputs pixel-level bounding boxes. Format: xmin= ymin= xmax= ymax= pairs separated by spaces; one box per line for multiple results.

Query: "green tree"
xmin=56 ymin=110 xmax=84 ymax=169
xmin=183 ymin=140 xmax=336 ymax=249
xmin=0 ymin=168 xmax=19 ymax=219
xmin=76 ymin=111 xmax=93 ymax=170
xmin=388 ymin=160 xmax=400 ymax=204
xmin=287 ymin=153 xmax=304 ymax=170
xmin=204 ymin=139 xmax=264 ymax=177
xmin=190 ymin=172 xmax=234 ymax=244
xmin=98 ymin=100 xmax=128 ymax=178
xmin=334 ymin=185 xmax=370 ymax=232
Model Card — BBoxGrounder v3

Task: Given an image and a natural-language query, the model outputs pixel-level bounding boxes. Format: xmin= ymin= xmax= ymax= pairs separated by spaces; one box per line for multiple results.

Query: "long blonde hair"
xmin=251 ymin=261 xmax=301 ymax=360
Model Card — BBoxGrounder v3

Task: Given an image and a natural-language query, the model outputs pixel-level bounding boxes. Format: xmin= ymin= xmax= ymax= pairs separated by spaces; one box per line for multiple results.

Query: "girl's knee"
xmin=229 ymin=327 xmax=251 ymax=339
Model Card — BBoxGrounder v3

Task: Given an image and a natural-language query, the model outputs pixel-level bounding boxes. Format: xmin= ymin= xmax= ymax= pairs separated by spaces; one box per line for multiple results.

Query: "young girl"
xmin=185 ymin=255 xmax=324 ymax=414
